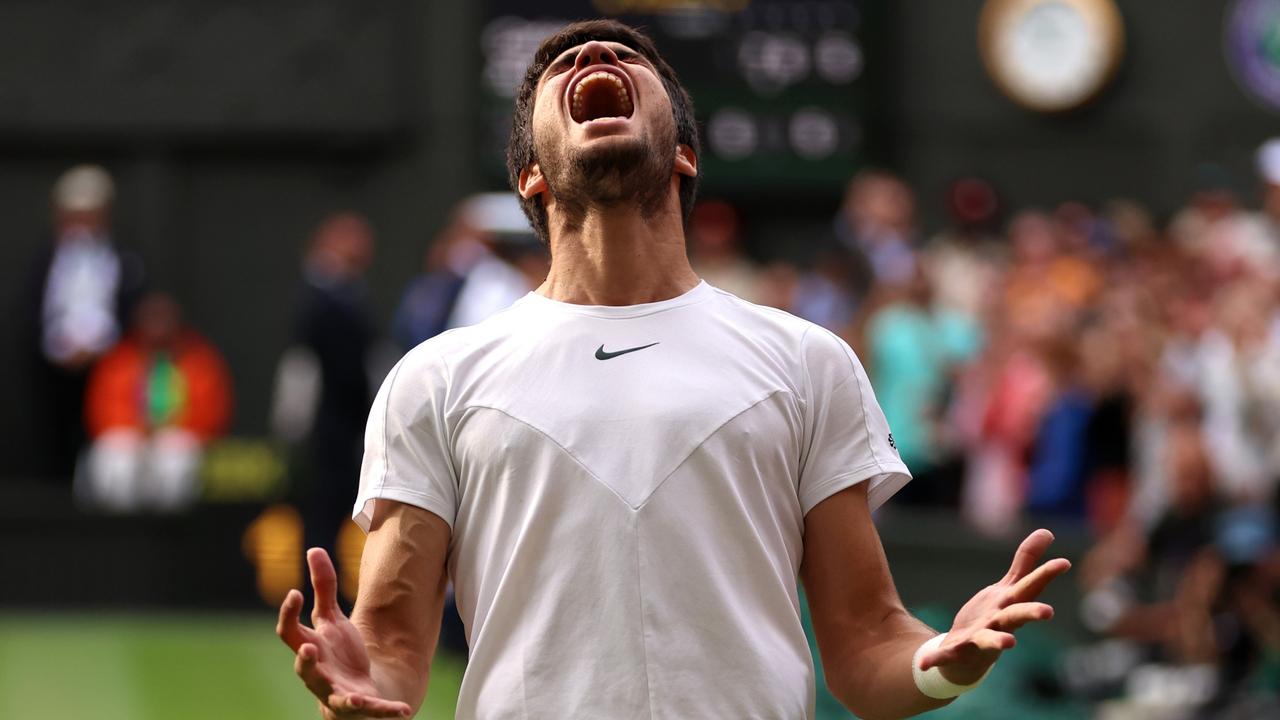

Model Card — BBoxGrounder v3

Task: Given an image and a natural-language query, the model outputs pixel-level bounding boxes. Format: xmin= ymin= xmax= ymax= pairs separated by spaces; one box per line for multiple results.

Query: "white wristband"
xmin=911 ymin=633 xmax=991 ymax=700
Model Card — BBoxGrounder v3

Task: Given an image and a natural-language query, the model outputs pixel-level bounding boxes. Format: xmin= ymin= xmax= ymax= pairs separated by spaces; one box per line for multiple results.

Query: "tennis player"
xmin=276 ymin=19 xmax=1070 ymax=719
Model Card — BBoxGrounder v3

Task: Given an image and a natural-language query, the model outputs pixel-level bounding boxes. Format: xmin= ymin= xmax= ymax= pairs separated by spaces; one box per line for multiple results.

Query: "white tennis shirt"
xmin=354 ymin=281 xmax=910 ymax=719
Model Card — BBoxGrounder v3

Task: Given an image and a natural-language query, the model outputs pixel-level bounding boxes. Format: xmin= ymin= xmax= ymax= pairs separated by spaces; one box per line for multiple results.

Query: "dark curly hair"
xmin=505 ymin=19 xmax=700 ymax=244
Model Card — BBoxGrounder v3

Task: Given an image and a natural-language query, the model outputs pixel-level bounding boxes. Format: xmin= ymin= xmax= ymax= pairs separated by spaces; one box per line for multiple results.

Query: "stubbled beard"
xmin=538 ymin=126 xmax=676 ymax=231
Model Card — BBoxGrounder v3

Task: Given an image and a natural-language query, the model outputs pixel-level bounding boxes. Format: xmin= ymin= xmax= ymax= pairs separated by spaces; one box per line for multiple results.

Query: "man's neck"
xmin=538 ymin=202 xmax=700 ymax=306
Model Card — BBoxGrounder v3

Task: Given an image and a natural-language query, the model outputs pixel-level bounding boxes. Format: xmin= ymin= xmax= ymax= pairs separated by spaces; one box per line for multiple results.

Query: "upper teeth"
xmin=572 ymin=71 xmax=633 ymax=120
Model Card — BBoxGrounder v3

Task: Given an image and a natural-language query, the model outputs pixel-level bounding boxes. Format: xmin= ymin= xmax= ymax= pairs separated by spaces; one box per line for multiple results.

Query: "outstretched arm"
xmin=277 ymin=500 xmax=451 ymax=718
xmin=801 ymin=482 xmax=1070 ymax=720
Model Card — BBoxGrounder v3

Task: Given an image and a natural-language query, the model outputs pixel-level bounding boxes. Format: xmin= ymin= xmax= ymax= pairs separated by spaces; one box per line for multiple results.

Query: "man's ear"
xmin=674 ymin=144 xmax=697 ymax=178
xmin=518 ymin=163 xmax=547 ymax=199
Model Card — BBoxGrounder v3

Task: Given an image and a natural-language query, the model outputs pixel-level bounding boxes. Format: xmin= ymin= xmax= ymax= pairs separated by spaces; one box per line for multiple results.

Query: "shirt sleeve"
xmin=798 ymin=326 xmax=912 ymax=515
xmin=352 ymin=353 xmax=458 ymax=532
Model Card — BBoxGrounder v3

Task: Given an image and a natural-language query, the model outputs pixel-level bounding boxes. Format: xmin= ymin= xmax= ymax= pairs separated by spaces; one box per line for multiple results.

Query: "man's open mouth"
xmin=569 ymin=69 xmax=635 ymax=124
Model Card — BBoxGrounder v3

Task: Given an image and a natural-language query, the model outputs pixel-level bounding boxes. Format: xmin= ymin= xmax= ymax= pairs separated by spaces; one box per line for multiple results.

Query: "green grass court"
xmin=0 ymin=614 xmax=465 ymax=720
xmin=0 ymin=612 xmax=1085 ymax=719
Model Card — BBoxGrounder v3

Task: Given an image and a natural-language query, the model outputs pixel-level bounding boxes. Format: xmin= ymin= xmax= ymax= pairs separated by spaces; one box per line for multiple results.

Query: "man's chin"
xmin=543 ymin=130 xmax=674 ymax=216
xmin=571 ymin=136 xmax=650 ymax=179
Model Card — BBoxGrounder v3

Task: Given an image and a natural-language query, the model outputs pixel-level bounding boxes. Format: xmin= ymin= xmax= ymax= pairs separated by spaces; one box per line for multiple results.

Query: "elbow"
xmin=823 ymin=659 xmax=882 ymax=720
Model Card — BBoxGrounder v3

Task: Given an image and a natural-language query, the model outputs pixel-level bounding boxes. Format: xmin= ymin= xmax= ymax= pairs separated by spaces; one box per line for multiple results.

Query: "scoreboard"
xmin=479 ymin=0 xmax=880 ymax=196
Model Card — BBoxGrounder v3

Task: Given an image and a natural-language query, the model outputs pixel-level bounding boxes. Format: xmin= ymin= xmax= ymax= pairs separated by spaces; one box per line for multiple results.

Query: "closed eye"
xmin=615 ymin=48 xmax=650 ymax=68
xmin=545 ymin=54 xmax=575 ymax=78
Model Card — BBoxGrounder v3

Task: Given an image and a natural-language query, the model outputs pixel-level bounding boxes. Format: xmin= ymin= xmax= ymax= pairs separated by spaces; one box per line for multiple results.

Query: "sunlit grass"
xmin=0 ymin=614 xmax=464 ymax=720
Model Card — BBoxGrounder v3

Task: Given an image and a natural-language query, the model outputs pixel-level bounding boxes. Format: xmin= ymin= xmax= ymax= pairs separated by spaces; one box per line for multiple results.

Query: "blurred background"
xmin=2 ymin=0 xmax=1279 ymax=718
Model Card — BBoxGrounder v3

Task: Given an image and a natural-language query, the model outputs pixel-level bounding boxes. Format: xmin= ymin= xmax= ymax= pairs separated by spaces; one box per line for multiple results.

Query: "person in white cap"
xmin=1220 ymin=140 xmax=1280 ymax=280
xmin=25 ymin=164 xmax=144 ymax=479
xmin=1176 ymin=147 xmax=1280 ymax=282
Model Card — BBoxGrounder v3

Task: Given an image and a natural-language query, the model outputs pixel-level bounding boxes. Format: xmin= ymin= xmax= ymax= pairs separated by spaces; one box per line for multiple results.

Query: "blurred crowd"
xmin=22 ymin=140 xmax=1280 ymax=713
xmin=693 ymin=143 xmax=1280 ymax=717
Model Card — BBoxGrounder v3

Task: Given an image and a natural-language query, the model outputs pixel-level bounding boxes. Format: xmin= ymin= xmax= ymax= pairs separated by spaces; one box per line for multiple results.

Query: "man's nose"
xmin=574 ymin=41 xmax=619 ymax=70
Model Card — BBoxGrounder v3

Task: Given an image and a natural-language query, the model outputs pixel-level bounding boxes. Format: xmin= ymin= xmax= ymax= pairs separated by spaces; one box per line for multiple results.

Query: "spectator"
xmin=1025 ymin=339 xmax=1093 ymax=519
xmin=1214 ymin=138 xmax=1280 ymax=282
xmin=393 ymin=194 xmax=546 ymax=350
xmin=923 ymin=176 xmax=1005 ymax=323
xmin=688 ymin=200 xmax=761 ymax=303
xmin=833 ymin=170 xmax=918 ymax=298
xmin=1078 ymin=418 xmax=1216 ymax=637
xmin=444 ymin=193 xmax=545 ymax=330
xmin=1188 ymin=282 xmax=1280 ymax=505
xmin=957 ymin=323 xmax=1054 ymax=534
xmin=788 ymin=171 xmax=922 ymax=333
xmin=391 ymin=212 xmax=481 ymax=352
xmin=293 ymin=211 xmax=377 ymax=597
xmin=790 ymin=255 xmax=859 ymax=333
xmin=863 ymin=263 xmax=981 ymax=506
xmin=1171 ymin=162 xmax=1280 ymax=282
xmin=25 ymin=164 xmax=144 ymax=479
xmin=81 ymin=292 xmax=231 ymax=511
xmin=1169 ymin=163 xmax=1244 ymax=257
xmin=1002 ymin=211 xmax=1100 ymax=340
xmin=755 ymin=260 xmax=802 ymax=315
xmin=1079 ymin=313 xmax=1140 ymax=532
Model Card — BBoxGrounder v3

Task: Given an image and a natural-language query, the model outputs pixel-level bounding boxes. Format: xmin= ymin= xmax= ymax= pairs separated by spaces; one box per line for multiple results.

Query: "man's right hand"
xmin=277 ymin=547 xmax=412 ymax=719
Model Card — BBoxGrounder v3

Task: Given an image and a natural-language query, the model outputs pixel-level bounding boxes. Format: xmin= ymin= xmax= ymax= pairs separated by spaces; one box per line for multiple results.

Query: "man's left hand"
xmin=916 ymin=528 xmax=1072 ymax=685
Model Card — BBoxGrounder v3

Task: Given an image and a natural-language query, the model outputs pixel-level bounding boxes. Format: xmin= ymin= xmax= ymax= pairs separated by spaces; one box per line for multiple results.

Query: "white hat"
xmin=461 ymin=192 xmax=536 ymax=239
xmin=1259 ymin=138 xmax=1280 ymax=186
xmin=52 ymin=164 xmax=115 ymax=211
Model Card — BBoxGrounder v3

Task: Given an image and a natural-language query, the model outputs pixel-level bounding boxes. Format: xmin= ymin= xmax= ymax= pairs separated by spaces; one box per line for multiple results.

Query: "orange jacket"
xmin=85 ymin=331 xmax=233 ymax=441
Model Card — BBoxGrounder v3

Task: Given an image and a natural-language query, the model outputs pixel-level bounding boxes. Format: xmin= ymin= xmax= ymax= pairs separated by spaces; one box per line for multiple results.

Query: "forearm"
xmin=804 ymin=486 xmax=1068 ymax=719
xmin=352 ymin=613 xmax=433 ymax=711
xmin=803 ymin=485 xmax=955 ymax=719
xmin=350 ymin=502 xmax=451 ymax=714
xmin=824 ymin=609 xmax=951 ymax=720
xmin=347 ymin=563 xmax=446 ymax=714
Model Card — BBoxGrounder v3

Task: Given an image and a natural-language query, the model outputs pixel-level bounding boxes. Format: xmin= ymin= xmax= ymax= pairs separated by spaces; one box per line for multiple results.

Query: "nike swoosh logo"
xmin=595 ymin=342 xmax=660 ymax=360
